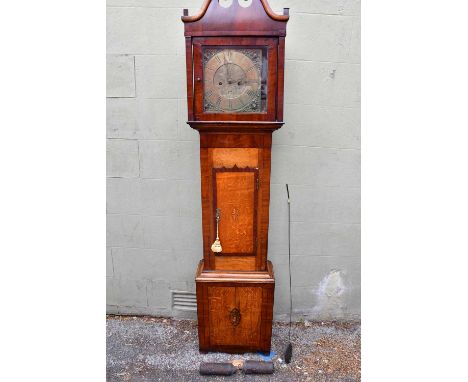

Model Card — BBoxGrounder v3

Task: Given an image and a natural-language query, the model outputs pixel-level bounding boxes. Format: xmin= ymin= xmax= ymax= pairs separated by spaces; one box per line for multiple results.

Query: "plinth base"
xmin=195 ymin=260 xmax=275 ymax=353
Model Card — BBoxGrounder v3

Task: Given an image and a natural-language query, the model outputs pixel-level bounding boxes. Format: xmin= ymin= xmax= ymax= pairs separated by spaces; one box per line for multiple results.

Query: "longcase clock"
xmin=181 ymin=0 xmax=289 ymax=353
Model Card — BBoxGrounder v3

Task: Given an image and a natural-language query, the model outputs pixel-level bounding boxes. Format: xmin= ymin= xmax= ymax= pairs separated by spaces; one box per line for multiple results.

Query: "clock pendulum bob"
xmin=181 ymin=0 xmax=289 ymax=353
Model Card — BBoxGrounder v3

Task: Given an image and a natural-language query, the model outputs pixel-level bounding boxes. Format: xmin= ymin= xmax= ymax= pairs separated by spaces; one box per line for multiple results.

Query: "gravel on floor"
xmin=106 ymin=315 xmax=360 ymax=382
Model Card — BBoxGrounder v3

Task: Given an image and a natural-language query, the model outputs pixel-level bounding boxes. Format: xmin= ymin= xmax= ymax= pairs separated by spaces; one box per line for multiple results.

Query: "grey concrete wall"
xmin=106 ymin=0 xmax=360 ymax=321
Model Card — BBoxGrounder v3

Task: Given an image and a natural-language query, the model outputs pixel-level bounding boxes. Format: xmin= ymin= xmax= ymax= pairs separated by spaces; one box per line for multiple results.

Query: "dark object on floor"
xmin=199 ymin=360 xmax=274 ymax=375
xmin=284 ymin=342 xmax=292 ymax=364
xmin=199 ymin=362 xmax=237 ymax=376
xmin=244 ymin=360 xmax=274 ymax=374
xmin=283 ymin=183 xmax=293 ymax=364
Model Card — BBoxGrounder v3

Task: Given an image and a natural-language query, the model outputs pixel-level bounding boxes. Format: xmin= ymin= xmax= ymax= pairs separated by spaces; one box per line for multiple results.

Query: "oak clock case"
xmin=182 ymin=0 xmax=289 ymax=353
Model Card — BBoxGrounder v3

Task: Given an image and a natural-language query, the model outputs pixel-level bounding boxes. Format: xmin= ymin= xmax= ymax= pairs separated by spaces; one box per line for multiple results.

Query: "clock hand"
xmin=223 ymin=53 xmax=231 ymax=81
xmin=223 ymin=64 xmax=231 ymax=83
xmin=234 ymin=78 xmax=258 ymax=85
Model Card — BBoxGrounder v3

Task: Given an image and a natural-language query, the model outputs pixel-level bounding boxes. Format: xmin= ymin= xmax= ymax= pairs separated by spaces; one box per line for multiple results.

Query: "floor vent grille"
xmin=172 ymin=291 xmax=197 ymax=311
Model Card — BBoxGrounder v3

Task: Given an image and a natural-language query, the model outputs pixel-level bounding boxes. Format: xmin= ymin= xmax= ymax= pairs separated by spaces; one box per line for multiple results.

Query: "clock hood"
xmin=182 ymin=0 xmax=289 ymax=37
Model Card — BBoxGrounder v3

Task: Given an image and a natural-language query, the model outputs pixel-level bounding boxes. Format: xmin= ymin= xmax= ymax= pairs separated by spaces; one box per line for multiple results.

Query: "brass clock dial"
xmin=203 ymin=48 xmax=263 ymax=113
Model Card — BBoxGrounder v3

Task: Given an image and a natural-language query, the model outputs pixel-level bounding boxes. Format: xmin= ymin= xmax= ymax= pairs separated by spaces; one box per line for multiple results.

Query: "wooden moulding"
xmin=182 ymin=0 xmax=289 ymax=25
xmin=199 ymin=132 xmax=272 ymax=149
xmin=188 ymin=121 xmax=284 ymax=133
xmin=196 ymin=260 xmax=274 ymax=283
xmin=182 ymin=11 xmax=286 ymax=36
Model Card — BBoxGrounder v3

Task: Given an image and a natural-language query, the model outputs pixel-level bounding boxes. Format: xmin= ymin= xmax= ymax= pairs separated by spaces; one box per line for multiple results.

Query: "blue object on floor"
xmin=257 ymin=351 xmax=276 ymax=361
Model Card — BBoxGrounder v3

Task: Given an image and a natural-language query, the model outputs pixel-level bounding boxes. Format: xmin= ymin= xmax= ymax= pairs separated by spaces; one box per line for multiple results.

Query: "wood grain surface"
xmin=214 ymin=170 xmax=256 ymax=254
xmin=196 ymin=260 xmax=275 ymax=352
xmin=212 ymin=148 xmax=258 ymax=168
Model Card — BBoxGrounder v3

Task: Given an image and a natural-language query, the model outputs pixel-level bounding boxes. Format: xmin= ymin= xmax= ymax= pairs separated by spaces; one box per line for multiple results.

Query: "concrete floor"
xmin=106 ymin=316 xmax=360 ymax=382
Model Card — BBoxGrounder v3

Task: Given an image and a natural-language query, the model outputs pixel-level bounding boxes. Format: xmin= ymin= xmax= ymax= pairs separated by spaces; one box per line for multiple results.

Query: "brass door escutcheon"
xmin=229 ymin=308 xmax=241 ymax=326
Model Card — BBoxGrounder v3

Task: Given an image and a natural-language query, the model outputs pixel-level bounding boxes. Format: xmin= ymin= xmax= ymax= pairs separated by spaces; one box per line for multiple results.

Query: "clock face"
xmin=203 ymin=48 xmax=266 ymax=113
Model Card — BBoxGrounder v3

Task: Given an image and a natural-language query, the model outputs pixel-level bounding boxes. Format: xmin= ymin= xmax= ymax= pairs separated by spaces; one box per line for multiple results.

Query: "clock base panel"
xmin=195 ymin=260 xmax=275 ymax=353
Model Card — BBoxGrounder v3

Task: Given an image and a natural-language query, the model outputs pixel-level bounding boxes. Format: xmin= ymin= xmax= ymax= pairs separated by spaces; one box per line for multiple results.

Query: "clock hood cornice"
xmin=182 ymin=0 xmax=289 ymax=37
xmin=187 ymin=120 xmax=284 ymax=133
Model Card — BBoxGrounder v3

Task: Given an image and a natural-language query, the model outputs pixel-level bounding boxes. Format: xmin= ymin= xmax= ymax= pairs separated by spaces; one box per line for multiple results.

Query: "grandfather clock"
xmin=182 ymin=0 xmax=289 ymax=353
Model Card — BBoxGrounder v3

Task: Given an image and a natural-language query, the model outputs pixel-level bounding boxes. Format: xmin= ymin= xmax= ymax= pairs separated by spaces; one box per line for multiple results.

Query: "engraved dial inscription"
xmin=203 ymin=48 xmax=262 ymax=113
